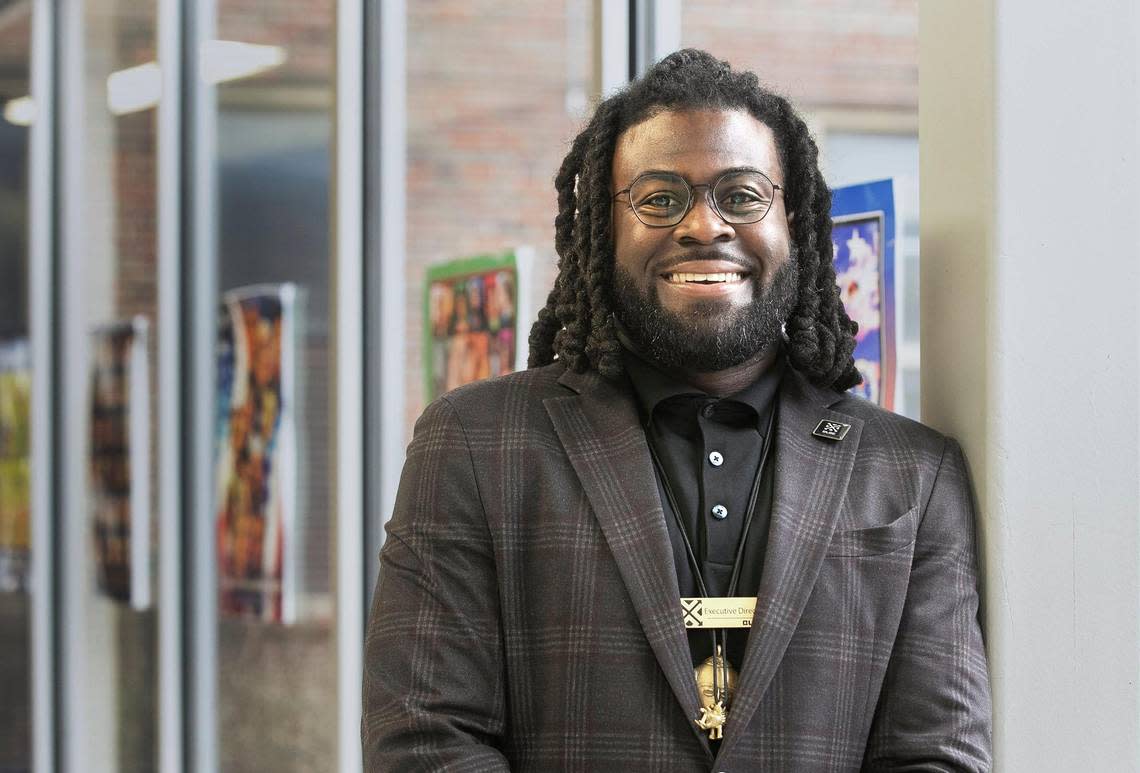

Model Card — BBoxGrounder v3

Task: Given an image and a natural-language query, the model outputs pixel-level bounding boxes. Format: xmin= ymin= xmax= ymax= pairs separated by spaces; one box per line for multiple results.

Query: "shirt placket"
xmin=699 ymin=400 xmax=740 ymax=597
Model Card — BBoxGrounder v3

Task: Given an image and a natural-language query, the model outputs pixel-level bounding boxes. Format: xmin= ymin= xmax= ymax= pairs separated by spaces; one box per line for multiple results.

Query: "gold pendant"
xmin=695 ymin=701 xmax=727 ymax=740
xmin=694 ymin=646 xmax=738 ymax=740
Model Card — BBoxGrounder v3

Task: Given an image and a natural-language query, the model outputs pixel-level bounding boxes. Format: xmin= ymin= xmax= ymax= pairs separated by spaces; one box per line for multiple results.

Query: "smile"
xmin=662 ymin=272 xmax=747 ymax=285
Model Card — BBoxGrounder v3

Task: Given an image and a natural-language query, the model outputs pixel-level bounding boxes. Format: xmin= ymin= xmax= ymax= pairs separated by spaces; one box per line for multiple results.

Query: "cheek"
xmin=612 ymin=216 xmax=658 ymax=273
xmin=744 ymin=229 xmax=793 ymax=283
xmin=612 ymin=222 xmax=633 ymax=263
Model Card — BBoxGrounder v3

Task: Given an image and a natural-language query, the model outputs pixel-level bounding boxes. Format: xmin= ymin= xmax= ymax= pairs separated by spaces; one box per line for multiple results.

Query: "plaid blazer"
xmin=363 ymin=362 xmax=992 ymax=772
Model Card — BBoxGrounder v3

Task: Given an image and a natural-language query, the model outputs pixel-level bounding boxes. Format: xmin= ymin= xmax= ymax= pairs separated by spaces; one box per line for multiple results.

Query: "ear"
xmin=786 ymin=211 xmax=796 ymax=225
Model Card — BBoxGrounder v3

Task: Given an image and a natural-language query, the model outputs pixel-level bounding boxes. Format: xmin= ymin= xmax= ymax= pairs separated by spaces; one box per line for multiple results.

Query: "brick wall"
xmin=218 ymin=0 xmax=334 ymax=89
xmin=681 ymin=0 xmax=918 ymax=110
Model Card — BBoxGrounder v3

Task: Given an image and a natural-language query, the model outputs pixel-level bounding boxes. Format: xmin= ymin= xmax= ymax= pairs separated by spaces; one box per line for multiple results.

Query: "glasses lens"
xmin=712 ymin=171 xmax=776 ymax=224
xmin=628 ymin=173 xmax=691 ymax=226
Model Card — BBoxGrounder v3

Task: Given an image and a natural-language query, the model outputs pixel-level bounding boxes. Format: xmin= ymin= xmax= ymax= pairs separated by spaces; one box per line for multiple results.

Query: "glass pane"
xmin=404 ymin=1 xmax=594 ymax=436
xmin=209 ymin=2 xmax=336 ymax=769
xmin=0 ymin=2 xmax=34 ymax=769
xmin=77 ymin=0 xmax=161 ymax=769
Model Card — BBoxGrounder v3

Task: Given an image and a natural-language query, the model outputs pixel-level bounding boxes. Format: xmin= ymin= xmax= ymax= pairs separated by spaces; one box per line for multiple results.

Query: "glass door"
xmin=201 ymin=2 xmax=338 ymax=768
xmin=61 ymin=0 xmax=162 ymax=769
xmin=0 ymin=2 xmax=35 ymax=769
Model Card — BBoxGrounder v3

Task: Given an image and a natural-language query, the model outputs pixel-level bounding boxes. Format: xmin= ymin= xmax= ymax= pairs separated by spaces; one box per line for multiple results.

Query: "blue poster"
xmin=830 ymin=179 xmax=897 ymax=410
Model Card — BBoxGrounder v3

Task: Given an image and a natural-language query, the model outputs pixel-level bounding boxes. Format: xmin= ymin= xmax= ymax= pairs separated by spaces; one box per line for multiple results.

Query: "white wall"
xmin=920 ymin=1 xmax=1140 ymax=769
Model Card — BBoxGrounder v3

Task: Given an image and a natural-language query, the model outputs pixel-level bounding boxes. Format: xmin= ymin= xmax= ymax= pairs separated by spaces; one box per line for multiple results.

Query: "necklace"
xmin=645 ymin=401 xmax=776 ymax=741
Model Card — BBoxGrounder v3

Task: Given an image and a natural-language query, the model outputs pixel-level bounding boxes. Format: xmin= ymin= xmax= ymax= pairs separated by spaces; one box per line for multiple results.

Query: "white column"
xmin=594 ymin=0 xmax=630 ymax=96
xmin=334 ymin=0 xmax=365 ymax=769
xmin=28 ymin=0 xmax=55 ymax=769
xmin=156 ymin=0 xmax=183 ymax=768
xmin=920 ymin=1 xmax=1140 ymax=769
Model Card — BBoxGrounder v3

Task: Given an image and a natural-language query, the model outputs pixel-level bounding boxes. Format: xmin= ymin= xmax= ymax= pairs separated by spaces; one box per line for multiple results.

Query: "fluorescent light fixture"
xmin=103 ymin=40 xmax=286 ymax=118
xmin=3 ymin=96 xmax=36 ymax=126
xmin=107 ymin=62 xmax=162 ymax=116
xmin=200 ymin=40 xmax=287 ymax=85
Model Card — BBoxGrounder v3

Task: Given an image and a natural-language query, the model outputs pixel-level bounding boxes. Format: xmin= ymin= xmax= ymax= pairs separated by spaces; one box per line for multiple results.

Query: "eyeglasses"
xmin=613 ymin=169 xmax=783 ymax=228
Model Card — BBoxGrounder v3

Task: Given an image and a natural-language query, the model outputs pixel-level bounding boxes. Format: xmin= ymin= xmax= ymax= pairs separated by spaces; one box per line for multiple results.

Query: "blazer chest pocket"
xmin=826 ymin=506 xmax=919 ymax=557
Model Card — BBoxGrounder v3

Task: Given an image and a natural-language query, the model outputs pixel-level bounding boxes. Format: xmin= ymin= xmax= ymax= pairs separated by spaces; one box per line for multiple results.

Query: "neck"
xmin=673 ymin=344 xmax=781 ymax=397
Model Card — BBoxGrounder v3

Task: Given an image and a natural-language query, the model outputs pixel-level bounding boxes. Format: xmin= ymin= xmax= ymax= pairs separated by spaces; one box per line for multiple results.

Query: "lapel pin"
xmin=812 ymin=419 xmax=851 ymax=441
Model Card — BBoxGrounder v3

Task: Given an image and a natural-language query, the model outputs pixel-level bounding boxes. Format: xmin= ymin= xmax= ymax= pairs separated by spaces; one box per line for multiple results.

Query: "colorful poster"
xmin=0 ymin=339 xmax=31 ymax=593
xmin=831 ymin=179 xmax=898 ymax=411
xmin=214 ymin=284 xmax=301 ymax=623
xmin=89 ymin=318 xmax=152 ymax=609
xmin=425 ymin=252 xmax=519 ymax=401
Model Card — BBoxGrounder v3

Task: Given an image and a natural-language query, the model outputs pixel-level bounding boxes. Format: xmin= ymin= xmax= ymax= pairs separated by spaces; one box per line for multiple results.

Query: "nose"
xmin=673 ymin=189 xmax=735 ymax=245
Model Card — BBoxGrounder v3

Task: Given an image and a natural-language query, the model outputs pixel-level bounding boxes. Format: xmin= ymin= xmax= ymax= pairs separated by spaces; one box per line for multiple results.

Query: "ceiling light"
xmin=200 ymin=40 xmax=287 ymax=85
xmin=103 ymin=40 xmax=287 ymax=117
xmin=107 ymin=61 xmax=162 ymax=115
xmin=3 ymin=96 xmax=35 ymax=127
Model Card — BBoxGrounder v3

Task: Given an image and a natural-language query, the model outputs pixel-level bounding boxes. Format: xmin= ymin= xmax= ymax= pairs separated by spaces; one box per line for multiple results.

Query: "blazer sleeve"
xmin=362 ymin=397 xmax=510 ymax=772
xmin=862 ymin=438 xmax=993 ymax=772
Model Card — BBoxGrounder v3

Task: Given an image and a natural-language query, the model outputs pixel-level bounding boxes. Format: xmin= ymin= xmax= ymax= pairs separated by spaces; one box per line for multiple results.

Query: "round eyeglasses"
xmin=613 ymin=169 xmax=783 ymax=228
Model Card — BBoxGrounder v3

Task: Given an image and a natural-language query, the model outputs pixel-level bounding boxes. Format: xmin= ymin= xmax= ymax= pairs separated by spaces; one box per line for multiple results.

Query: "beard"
xmin=612 ymin=250 xmax=799 ymax=373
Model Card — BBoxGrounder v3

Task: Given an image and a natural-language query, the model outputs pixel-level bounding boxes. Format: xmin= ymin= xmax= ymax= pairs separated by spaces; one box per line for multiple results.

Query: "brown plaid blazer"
xmin=363 ymin=362 xmax=991 ymax=771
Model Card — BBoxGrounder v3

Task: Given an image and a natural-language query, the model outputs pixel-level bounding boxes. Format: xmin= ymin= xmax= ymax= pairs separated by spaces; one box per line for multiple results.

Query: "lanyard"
xmin=644 ymin=399 xmax=777 ymax=707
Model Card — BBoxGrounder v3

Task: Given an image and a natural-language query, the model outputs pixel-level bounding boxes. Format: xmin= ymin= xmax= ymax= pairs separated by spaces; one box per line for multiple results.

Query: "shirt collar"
xmin=620 ymin=338 xmax=786 ymax=427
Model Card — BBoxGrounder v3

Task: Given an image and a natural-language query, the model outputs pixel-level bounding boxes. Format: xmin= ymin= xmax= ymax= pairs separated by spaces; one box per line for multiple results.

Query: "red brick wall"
xmin=0 ymin=7 xmax=31 ymax=96
xmin=217 ymin=0 xmax=334 ymax=88
xmin=680 ymin=0 xmax=918 ymax=110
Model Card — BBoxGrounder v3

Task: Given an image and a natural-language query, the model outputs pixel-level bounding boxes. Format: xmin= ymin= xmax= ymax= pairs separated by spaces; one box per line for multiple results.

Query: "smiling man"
xmin=363 ymin=50 xmax=991 ymax=772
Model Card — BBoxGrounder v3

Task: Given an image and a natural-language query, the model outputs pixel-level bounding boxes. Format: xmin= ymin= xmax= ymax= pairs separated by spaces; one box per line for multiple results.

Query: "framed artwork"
xmin=831 ymin=178 xmax=898 ymax=411
xmin=424 ymin=251 xmax=526 ymax=401
xmin=0 ymin=339 xmax=31 ymax=593
xmin=214 ymin=284 xmax=304 ymax=623
xmin=89 ymin=317 xmax=152 ymax=609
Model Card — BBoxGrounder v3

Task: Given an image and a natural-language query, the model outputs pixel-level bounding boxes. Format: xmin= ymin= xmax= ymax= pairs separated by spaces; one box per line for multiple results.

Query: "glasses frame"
xmin=613 ymin=168 xmax=784 ymax=228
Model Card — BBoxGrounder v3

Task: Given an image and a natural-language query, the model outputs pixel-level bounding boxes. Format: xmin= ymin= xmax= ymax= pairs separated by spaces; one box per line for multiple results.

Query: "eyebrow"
xmin=626 ymin=165 xmax=774 ymax=183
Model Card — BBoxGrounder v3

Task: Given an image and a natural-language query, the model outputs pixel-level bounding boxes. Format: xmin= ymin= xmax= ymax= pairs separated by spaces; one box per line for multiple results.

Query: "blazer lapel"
xmin=544 ymin=367 xmax=710 ymax=755
xmin=719 ymin=369 xmax=863 ymax=757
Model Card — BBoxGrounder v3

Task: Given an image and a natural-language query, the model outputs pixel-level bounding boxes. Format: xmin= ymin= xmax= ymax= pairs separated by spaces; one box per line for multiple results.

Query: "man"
xmin=363 ymin=49 xmax=991 ymax=771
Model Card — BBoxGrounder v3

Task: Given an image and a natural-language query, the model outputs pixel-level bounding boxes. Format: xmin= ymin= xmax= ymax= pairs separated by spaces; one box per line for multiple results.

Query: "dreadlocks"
xmin=527 ymin=48 xmax=861 ymax=391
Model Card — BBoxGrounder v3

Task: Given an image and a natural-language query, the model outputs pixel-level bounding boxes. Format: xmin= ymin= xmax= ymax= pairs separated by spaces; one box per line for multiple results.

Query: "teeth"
xmin=665 ymin=272 xmax=745 ymax=284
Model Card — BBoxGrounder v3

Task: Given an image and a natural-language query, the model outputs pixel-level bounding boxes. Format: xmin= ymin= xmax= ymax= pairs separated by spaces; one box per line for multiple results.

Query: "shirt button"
xmin=711 ymin=504 xmax=728 ymax=520
xmin=708 ymin=451 xmax=724 ymax=467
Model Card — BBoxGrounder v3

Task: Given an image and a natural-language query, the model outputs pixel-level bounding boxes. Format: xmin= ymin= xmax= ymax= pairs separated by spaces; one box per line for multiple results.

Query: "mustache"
xmin=654 ymin=249 xmax=757 ymax=273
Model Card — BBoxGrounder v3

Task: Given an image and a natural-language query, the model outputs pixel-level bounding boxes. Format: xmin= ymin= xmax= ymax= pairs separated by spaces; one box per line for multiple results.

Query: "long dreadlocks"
xmin=527 ymin=48 xmax=861 ymax=391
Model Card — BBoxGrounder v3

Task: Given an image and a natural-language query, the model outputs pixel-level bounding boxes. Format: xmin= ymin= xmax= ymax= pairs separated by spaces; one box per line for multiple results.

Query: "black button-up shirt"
xmin=623 ymin=348 xmax=783 ymax=671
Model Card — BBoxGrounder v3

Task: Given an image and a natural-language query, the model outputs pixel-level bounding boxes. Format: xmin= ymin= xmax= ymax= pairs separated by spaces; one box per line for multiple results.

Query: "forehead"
xmin=612 ymin=108 xmax=782 ymax=185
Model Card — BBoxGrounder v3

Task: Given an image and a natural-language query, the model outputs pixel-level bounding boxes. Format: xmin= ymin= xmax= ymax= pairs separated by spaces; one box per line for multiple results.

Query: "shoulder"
xmin=810 ymin=382 xmax=966 ymax=497
xmin=828 ymin=391 xmax=951 ymax=457
xmin=784 ymin=365 xmax=952 ymax=459
xmin=806 ymin=383 xmax=973 ymax=526
xmin=416 ymin=362 xmax=580 ymax=436
xmin=442 ymin=362 xmax=570 ymax=407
